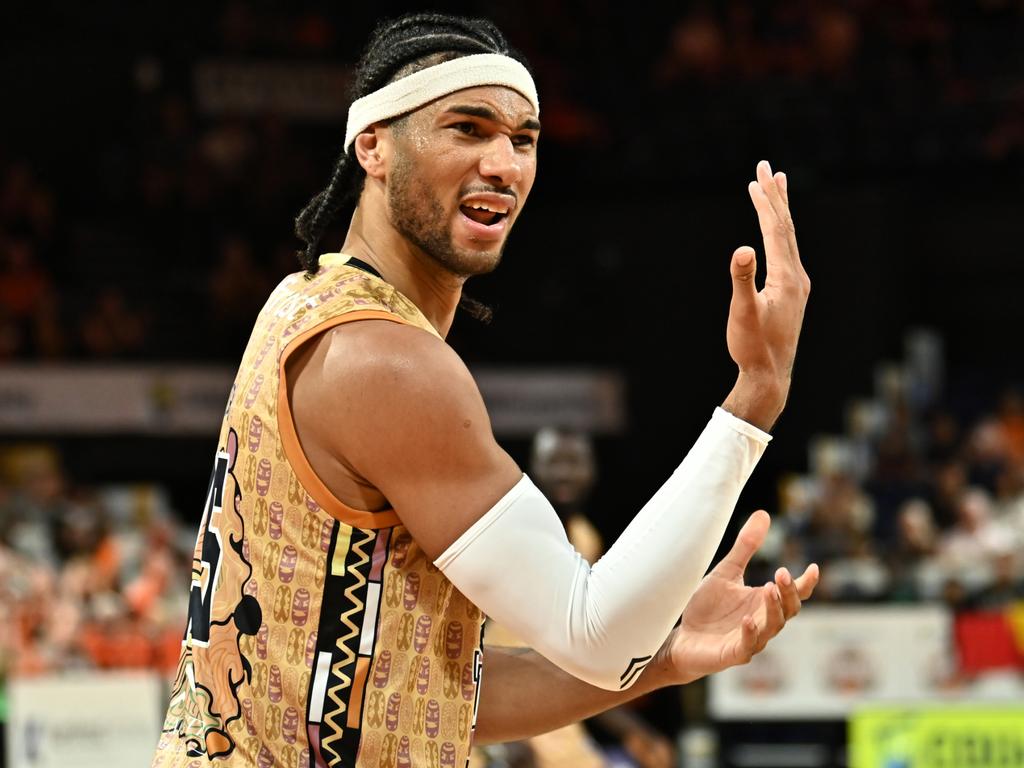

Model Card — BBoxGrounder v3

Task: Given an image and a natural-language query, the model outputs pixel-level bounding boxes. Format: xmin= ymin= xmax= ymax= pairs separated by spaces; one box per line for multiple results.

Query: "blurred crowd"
xmin=0 ymin=446 xmax=190 ymax=682
xmin=1 ymin=3 xmax=1022 ymax=763
xmin=3 ymin=362 xmax=1021 ymax=671
xmin=757 ymin=345 xmax=1024 ymax=612
xmin=2 ymin=0 xmax=1023 ymax=723
xmin=2 ymin=0 xmax=1023 ymax=362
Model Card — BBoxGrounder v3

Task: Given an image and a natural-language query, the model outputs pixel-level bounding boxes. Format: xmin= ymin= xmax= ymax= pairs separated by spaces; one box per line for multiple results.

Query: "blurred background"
xmin=1 ymin=0 xmax=1023 ymax=766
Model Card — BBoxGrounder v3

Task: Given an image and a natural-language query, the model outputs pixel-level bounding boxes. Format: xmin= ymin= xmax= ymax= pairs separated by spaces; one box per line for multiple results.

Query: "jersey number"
xmin=185 ymin=451 xmax=230 ymax=646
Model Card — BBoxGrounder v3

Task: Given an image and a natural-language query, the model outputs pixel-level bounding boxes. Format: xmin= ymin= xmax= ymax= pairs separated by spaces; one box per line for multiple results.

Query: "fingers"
xmin=717 ymin=509 xmax=771 ymax=578
xmin=747 ymin=167 xmax=789 ymax=275
xmin=757 ymin=581 xmax=785 ymax=651
xmin=748 ymin=160 xmax=802 ymax=278
xmin=776 ymin=562 xmax=820 ymax=618
xmin=757 ymin=162 xmax=786 ymax=231
xmin=737 ymin=582 xmax=785 ymax=663
xmin=775 ymin=567 xmax=802 ymax=619
xmin=739 ymin=614 xmax=758 ymax=661
xmin=755 ymin=160 xmax=788 ymax=224
xmin=738 ymin=563 xmax=818 ymax=667
xmin=793 ymin=562 xmax=820 ymax=600
xmin=729 ymin=245 xmax=758 ymax=315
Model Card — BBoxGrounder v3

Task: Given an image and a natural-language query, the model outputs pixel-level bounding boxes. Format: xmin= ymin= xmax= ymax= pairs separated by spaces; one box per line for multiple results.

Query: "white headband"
xmin=344 ymin=53 xmax=539 ymax=150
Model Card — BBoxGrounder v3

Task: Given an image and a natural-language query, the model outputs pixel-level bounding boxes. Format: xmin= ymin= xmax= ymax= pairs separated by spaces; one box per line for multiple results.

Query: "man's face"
xmin=531 ymin=431 xmax=596 ymax=507
xmin=384 ymin=85 xmax=539 ymax=277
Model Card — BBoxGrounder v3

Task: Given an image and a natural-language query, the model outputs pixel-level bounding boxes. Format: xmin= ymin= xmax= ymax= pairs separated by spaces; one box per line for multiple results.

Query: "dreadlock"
xmin=293 ymin=13 xmax=531 ymax=322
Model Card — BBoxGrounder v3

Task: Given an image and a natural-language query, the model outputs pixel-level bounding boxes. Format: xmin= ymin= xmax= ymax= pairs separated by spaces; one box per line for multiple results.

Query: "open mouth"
xmin=460 ymin=202 xmax=509 ymax=227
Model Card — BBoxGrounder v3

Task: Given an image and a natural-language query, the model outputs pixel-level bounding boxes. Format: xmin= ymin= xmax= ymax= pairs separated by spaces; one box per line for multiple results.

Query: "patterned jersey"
xmin=153 ymin=254 xmax=485 ymax=768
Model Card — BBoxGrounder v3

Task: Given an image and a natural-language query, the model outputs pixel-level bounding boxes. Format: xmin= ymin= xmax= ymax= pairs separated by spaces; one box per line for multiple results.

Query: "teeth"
xmin=466 ymin=201 xmax=508 ymax=214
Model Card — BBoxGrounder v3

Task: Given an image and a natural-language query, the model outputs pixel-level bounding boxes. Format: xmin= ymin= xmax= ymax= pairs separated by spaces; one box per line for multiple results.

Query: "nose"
xmin=478 ymin=135 xmax=522 ymax=187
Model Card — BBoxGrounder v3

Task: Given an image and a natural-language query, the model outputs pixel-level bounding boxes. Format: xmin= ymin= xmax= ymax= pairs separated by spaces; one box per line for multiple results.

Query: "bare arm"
xmin=288 ymin=159 xmax=811 ymax=700
xmin=289 ymin=159 xmax=809 ymax=562
xmin=289 ymin=318 xmax=522 ymax=560
xmin=475 ymin=643 xmax=675 ymax=745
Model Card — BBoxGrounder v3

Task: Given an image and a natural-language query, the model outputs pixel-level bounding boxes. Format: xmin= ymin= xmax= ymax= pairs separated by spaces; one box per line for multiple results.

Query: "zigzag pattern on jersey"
xmin=321 ymin=528 xmax=372 ymax=765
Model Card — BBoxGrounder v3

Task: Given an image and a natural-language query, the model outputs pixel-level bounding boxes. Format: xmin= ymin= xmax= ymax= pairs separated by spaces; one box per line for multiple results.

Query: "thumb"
xmin=730 ymin=246 xmax=758 ymax=307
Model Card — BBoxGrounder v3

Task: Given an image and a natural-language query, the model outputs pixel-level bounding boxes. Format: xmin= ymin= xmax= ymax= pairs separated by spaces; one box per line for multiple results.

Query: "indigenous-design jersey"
xmin=153 ymin=254 xmax=485 ymax=768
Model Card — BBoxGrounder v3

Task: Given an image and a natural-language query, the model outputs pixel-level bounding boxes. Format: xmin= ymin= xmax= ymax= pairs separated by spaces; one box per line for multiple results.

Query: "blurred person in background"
xmin=800 ymin=471 xmax=875 ymax=574
xmin=0 ymin=446 xmax=71 ymax=569
xmin=153 ymin=11 xmax=816 ymax=768
xmin=938 ymin=486 xmax=1015 ymax=593
xmin=78 ymin=285 xmax=149 ymax=359
xmin=885 ymin=498 xmax=944 ymax=601
xmin=0 ymin=445 xmax=191 ymax=683
xmin=477 ymin=427 xmax=675 ymax=768
xmin=970 ymin=546 xmax=1024 ymax=610
xmin=206 ymin=234 xmax=272 ymax=356
xmin=964 ymin=416 xmax=1008 ymax=495
xmin=0 ymin=229 xmax=63 ymax=359
xmin=928 ymin=458 xmax=968 ymax=531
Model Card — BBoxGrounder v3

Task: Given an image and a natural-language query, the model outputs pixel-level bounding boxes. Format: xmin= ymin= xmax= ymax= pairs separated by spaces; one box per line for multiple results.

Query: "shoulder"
xmin=287 ymin=317 xmax=520 ymax=557
xmin=315 ymin=318 xmax=480 ymax=409
xmin=288 ymin=318 xmax=490 ymax=460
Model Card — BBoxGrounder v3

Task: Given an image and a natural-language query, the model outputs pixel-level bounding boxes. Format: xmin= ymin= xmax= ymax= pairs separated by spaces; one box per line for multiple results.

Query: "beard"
xmin=386 ymin=148 xmax=505 ymax=278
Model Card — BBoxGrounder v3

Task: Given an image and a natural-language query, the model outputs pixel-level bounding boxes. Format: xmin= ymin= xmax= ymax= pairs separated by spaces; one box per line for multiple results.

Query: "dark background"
xmin=2 ymin=2 xmax=1023 ymax=764
xmin=2 ymin=0 xmax=1022 ymax=542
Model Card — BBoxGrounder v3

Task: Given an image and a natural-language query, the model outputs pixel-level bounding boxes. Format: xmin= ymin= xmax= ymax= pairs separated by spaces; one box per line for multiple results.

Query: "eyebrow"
xmin=446 ymin=104 xmax=542 ymax=132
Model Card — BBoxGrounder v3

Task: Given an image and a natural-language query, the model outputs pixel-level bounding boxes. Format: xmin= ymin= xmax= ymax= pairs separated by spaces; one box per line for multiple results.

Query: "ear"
xmin=353 ymin=124 xmax=390 ymax=180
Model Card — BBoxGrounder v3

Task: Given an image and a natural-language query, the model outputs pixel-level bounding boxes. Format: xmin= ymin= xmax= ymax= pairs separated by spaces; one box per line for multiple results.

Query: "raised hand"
xmin=722 ymin=161 xmax=810 ymax=431
xmin=657 ymin=510 xmax=818 ymax=683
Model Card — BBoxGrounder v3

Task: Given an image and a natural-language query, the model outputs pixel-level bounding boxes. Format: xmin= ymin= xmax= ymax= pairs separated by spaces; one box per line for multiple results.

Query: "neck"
xmin=340 ymin=191 xmax=464 ymax=338
xmin=552 ymin=502 xmax=584 ymax=520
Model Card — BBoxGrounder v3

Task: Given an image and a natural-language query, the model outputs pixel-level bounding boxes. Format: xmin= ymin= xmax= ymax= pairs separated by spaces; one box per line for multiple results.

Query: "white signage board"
xmin=0 ymin=366 xmax=234 ymax=434
xmin=0 ymin=365 xmax=626 ymax=436
xmin=475 ymin=367 xmax=627 ymax=436
xmin=7 ymin=672 xmax=164 ymax=768
xmin=709 ymin=605 xmax=955 ymax=720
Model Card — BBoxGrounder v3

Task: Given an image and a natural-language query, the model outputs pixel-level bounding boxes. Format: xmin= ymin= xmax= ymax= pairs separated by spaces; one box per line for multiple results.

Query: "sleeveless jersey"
xmin=153 ymin=254 xmax=485 ymax=768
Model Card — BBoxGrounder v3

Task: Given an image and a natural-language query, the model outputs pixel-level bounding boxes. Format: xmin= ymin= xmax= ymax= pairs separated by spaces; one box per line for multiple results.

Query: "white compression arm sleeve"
xmin=434 ymin=407 xmax=771 ymax=691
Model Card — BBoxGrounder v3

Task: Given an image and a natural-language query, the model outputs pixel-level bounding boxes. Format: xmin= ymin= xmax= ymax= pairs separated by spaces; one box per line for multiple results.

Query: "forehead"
xmin=423 ymin=85 xmax=538 ymax=125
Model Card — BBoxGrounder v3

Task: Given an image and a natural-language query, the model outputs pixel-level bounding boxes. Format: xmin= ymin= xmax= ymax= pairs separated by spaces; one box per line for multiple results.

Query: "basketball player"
xmin=153 ymin=12 xmax=816 ymax=768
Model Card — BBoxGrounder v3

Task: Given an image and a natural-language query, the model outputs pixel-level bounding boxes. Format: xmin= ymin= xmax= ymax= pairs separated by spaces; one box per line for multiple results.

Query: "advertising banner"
xmin=6 ymin=672 xmax=164 ymax=768
xmin=0 ymin=366 xmax=625 ymax=436
xmin=709 ymin=606 xmax=954 ymax=720
xmin=849 ymin=707 xmax=1024 ymax=768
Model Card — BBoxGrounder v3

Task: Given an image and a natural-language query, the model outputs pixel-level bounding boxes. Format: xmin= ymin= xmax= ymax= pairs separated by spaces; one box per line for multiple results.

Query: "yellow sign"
xmin=850 ymin=707 xmax=1024 ymax=768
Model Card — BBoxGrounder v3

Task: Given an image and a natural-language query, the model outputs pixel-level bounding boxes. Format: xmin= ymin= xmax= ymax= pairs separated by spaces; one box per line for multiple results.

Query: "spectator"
xmin=970 ymin=547 xmax=1024 ymax=610
xmin=928 ymin=459 xmax=968 ymax=530
xmin=938 ymin=487 xmax=1014 ymax=592
xmin=886 ymin=498 xmax=944 ymax=601
xmin=477 ymin=427 xmax=676 ymax=768
xmin=206 ymin=234 xmax=272 ymax=355
xmin=0 ymin=233 xmax=62 ymax=358
xmin=0 ymin=444 xmax=192 ymax=679
xmin=79 ymin=286 xmax=149 ymax=358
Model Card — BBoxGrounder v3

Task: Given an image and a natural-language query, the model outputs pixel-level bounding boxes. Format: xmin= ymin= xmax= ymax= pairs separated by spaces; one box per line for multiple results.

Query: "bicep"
xmin=305 ymin=321 xmax=522 ymax=559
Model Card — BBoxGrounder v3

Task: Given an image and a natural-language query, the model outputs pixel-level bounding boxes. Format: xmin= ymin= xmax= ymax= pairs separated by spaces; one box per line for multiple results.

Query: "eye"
xmin=451 ymin=122 xmax=477 ymax=135
xmin=512 ymin=134 xmax=537 ymax=148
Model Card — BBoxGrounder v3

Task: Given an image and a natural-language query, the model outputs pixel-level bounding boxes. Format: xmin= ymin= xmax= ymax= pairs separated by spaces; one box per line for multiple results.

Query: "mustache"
xmin=459 ymin=185 xmax=517 ymax=203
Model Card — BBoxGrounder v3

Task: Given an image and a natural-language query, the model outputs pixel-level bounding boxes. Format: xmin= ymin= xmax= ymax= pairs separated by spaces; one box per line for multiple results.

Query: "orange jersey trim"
xmin=277 ymin=309 xmax=418 ymax=530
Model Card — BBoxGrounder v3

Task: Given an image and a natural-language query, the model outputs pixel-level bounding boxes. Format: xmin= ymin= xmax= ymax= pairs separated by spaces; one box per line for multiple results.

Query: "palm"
xmin=673 ymin=570 xmax=771 ymax=676
xmin=664 ymin=510 xmax=818 ymax=681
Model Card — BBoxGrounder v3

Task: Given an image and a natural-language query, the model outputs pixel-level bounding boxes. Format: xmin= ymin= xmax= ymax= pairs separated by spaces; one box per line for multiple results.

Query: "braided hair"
xmin=294 ymin=12 xmax=531 ymax=299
